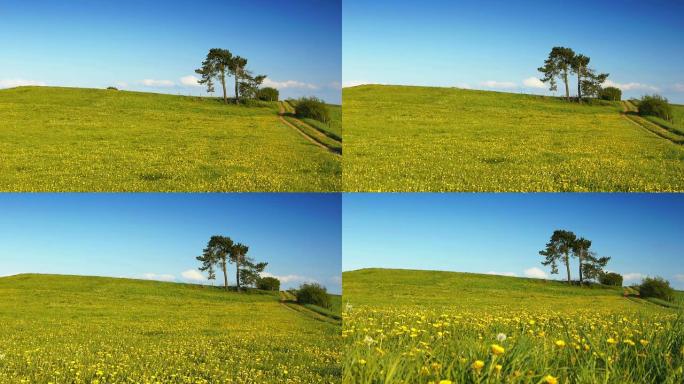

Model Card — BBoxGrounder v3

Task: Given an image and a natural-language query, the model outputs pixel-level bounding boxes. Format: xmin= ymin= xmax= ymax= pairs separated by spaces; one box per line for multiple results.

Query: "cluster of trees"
xmin=196 ymin=235 xmax=268 ymax=291
xmin=293 ymin=97 xmax=331 ymax=123
xmin=538 ymin=47 xmax=609 ymax=101
xmin=295 ymin=283 xmax=331 ymax=309
xmin=638 ymin=94 xmax=674 ymax=121
xmin=195 ymin=48 xmax=278 ymax=104
xmin=539 ymin=229 xmax=611 ymax=285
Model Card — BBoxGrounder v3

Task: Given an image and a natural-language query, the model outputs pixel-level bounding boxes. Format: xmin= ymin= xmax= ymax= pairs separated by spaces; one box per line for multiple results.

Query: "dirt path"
xmin=277 ymin=102 xmax=341 ymax=156
xmin=278 ymin=291 xmax=340 ymax=325
xmin=620 ymin=101 xmax=683 ymax=145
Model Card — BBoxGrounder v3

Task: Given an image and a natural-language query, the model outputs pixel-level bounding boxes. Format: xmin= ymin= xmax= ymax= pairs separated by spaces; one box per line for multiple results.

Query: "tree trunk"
xmin=235 ymin=255 xmax=240 ymax=291
xmin=565 ymin=252 xmax=571 ymax=284
xmin=234 ymin=71 xmax=240 ymax=104
xmin=222 ymin=259 xmax=228 ymax=291
xmin=563 ymin=70 xmax=570 ymax=101
xmin=220 ymin=68 xmax=227 ymax=104
xmin=578 ymin=251 xmax=583 ymax=285
xmin=577 ymin=68 xmax=582 ymax=101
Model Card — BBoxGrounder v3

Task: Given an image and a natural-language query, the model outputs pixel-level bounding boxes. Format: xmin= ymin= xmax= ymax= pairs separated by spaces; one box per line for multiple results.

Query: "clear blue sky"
xmin=344 ymin=0 xmax=684 ymax=103
xmin=0 ymin=193 xmax=342 ymax=293
xmin=0 ymin=0 xmax=342 ymax=103
xmin=343 ymin=194 xmax=684 ymax=289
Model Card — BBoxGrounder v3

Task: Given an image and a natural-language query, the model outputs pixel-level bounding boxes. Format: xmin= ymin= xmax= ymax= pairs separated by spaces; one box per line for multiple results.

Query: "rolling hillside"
xmin=0 ymin=87 xmax=341 ymax=192
xmin=342 ymin=268 xmax=683 ymax=383
xmin=343 ymin=85 xmax=684 ymax=192
xmin=343 ymin=268 xmax=672 ymax=312
xmin=0 ymin=274 xmax=340 ymax=383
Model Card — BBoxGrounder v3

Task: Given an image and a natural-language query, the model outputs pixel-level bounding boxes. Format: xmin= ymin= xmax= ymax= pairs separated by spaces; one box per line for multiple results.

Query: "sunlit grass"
xmin=0 ymin=87 xmax=340 ymax=192
xmin=343 ymin=269 xmax=684 ymax=384
xmin=342 ymin=85 xmax=684 ymax=192
xmin=0 ymin=274 xmax=341 ymax=383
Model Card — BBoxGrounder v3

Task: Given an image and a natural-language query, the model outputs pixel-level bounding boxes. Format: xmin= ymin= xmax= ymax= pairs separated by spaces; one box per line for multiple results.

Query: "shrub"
xmin=257 ymin=87 xmax=279 ymax=101
xmin=599 ymin=87 xmax=621 ymax=101
xmin=296 ymin=283 xmax=331 ymax=309
xmin=638 ymin=95 xmax=673 ymax=121
xmin=107 ymin=86 xmax=118 ymax=91
xmin=256 ymin=276 xmax=280 ymax=291
xmin=294 ymin=97 xmax=330 ymax=123
xmin=599 ymin=272 xmax=623 ymax=286
xmin=639 ymin=276 xmax=675 ymax=302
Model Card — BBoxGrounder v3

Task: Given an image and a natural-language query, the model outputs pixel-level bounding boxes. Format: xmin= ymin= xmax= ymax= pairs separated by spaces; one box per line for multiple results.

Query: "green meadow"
xmin=0 ymin=274 xmax=341 ymax=383
xmin=0 ymin=87 xmax=340 ymax=192
xmin=343 ymin=268 xmax=684 ymax=384
xmin=342 ymin=85 xmax=684 ymax=192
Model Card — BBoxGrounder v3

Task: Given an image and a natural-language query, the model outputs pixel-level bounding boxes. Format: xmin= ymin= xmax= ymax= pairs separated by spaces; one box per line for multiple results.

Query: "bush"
xmin=256 ymin=276 xmax=280 ymax=291
xmin=638 ymin=95 xmax=673 ymax=121
xmin=257 ymin=87 xmax=279 ymax=101
xmin=294 ymin=97 xmax=330 ymax=123
xmin=599 ymin=87 xmax=621 ymax=101
xmin=106 ymin=86 xmax=118 ymax=91
xmin=639 ymin=276 xmax=675 ymax=302
xmin=296 ymin=283 xmax=331 ymax=309
xmin=599 ymin=272 xmax=623 ymax=286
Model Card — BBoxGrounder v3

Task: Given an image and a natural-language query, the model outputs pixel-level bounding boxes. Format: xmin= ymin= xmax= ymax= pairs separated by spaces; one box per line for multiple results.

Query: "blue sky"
xmin=343 ymin=194 xmax=684 ymax=289
xmin=0 ymin=193 xmax=342 ymax=293
xmin=344 ymin=0 xmax=684 ymax=103
xmin=0 ymin=0 xmax=342 ymax=103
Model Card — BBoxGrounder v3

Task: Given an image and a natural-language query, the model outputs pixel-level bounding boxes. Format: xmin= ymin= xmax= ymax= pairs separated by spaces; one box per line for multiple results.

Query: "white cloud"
xmin=262 ymin=77 xmax=318 ymax=90
xmin=142 ymin=273 xmax=175 ymax=282
xmin=523 ymin=77 xmax=546 ymax=89
xmin=524 ymin=267 xmax=548 ymax=279
xmin=342 ymin=80 xmax=369 ymax=88
xmin=115 ymin=82 xmax=128 ymax=88
xmin=180 ymin=75 xmax=202 ymax=87
xmin=181 ymin=269 xmax=205 ymax=281
xmin=261 ymin=272 xmax=318 ymax=284
xmin=481 ymin=80 xmax=517 ymax=89
xmin=602 ymin=80 xmax=659 ymax=92
xmin=486 ymin=271 xmax=517 ymax=277
xmin=674 ymin=274 xmax=684 ymax=282
xmin=623 ymin=272 xmax=644 ymax=282
xmin=673 ymin=83 xmax=684 ymax=92
xmin=141 ymin=79 xmax=175 ymax=87
xmin=0 ymin=79 xmax=47 ymax=88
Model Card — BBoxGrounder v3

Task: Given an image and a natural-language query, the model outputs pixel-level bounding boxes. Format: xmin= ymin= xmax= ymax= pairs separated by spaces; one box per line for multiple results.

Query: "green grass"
xmin=302 ymin=104 xmax=342 ymax=141
xmin=343 ymin=268 xmax=684 ymax=384
xmin=0 ymin=274 xmax=341 ymax=383
xmin=343 ymin=85 xmax=684 ymax=192
xmin=0 ymin=86 xmax=340 ymax=191
xmin=282 ymin=115 xmax=342 ymax=153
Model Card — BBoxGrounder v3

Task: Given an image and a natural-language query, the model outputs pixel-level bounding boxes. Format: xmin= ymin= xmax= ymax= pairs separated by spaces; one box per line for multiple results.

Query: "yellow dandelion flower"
xmin=555 ymin=340 xmax=566 ymax=348
xmin=495 ymin=364 xmax=502 ymax=373
xmin=471 ymin=360 xmax=485 ymax=370
xmin=439 ymin=381 xmax=452 ymax=384
xmin=624 ymin=339 xmax=635 ymax=347
xmin=607 ymin=338 xmax=617 ymax=345
xmin=640 ymin=339 xmax=649 ymax=346
xmin=491 ymin=344 xmax=505 ymax=355
xmin=358 ymin=359 xmax=366 ymax=365
xmin=542 ymin=375 xmax=558 ymax=384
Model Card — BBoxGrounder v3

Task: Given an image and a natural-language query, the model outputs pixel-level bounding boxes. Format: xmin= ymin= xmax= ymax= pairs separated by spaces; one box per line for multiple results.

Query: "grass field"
xmin=342 ymin=85 xmax=684 ymax=192
xmin=0 ymin=274 xmax=341 ymax=383
xmin=343 ymin=268 xmax=684 ymax=384
xmin=0 ymin=87 xmax=340 ymax=192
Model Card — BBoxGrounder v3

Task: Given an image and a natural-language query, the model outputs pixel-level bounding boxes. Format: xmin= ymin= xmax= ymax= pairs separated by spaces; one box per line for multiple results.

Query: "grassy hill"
xmin=0 ymin=274 xmax=340 ymax=383
xmin=343 ymin=85 xmax=684 ymax=192
xmin=343 ymin=268 xmax=672 ymax=312
xmin=0 ymin=87 xmax=340 ymax=192
xmin=342 ymin=268 xmax=683 ymax=383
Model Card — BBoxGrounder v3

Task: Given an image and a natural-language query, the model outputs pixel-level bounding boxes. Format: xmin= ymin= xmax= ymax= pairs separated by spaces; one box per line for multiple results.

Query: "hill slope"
xmin=342 ymin=268 xmax=683 ymax=384
xmin=343 ymin=84 xmax=684 ymax=192
xmin=0 ymin=274 xmax=340 ymax=383
xmin=0 ymin=87 xmax=340 ymax=192
xmin=343 ymin=268 xmax=669 ymax=312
